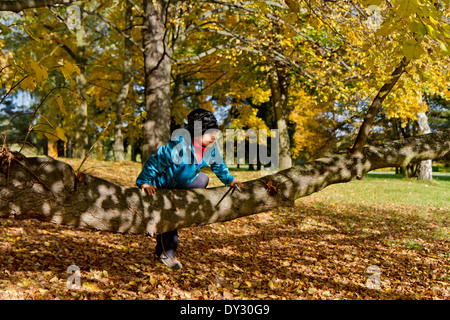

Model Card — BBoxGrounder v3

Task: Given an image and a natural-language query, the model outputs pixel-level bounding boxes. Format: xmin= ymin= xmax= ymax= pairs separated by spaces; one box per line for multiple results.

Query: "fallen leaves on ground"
xmin=0 ymin=159 xmax=448 ymax=300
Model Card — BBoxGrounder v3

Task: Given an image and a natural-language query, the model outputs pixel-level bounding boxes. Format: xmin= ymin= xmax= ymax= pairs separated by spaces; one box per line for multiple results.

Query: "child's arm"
xmin=209 ymin=146 xmax=242 ymax=188
xmin=136 ymin=140 xmax=177 ymax=188
xmin=210 ymin=161 xmax=235 ymax=186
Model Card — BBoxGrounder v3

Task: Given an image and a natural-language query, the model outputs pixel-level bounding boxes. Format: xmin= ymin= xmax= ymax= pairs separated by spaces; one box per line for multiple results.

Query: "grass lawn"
xmin=0 ymin=157 xmax=448 ymax=300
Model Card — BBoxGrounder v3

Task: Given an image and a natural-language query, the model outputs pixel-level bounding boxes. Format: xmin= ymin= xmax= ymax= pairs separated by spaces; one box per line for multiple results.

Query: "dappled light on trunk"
xmin=1 ymin=130 xmax=449 ymax=235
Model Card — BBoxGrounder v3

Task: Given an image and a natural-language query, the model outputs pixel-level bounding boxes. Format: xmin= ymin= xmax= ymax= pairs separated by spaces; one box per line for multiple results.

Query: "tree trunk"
xmin=1 ymin=130 xmax=448 ymax=236
xmin=113 ymin=1 xmax=133 ymax=162
xmin=141 ymin=0 xmax=172 ymax=162
xmin=417 ymin=112 xmax=433 ymax=181
xmin=74 ymin=1 xmax=89 ymax=159
xmin=269 ymin=64 xmax=292 ymax=170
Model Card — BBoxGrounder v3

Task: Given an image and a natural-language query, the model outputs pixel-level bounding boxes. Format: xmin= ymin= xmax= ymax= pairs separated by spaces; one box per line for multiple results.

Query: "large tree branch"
xmin=350 ymin=57 xmax=409 ymax=155
xmin=1 ymin=130 xmax=448 ymax=236
xmin=0 ymin=0 xmax=73 ymax=12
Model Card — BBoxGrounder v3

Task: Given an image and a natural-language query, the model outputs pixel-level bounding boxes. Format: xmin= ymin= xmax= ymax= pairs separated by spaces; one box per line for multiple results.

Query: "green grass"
xmin=304 ymin=172 xmax=450 ymax=209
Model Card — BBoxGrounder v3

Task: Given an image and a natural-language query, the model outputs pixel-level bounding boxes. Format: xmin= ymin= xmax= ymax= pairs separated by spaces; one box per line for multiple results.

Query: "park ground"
xmin=0 ymin=158 xmax=448 ymax=300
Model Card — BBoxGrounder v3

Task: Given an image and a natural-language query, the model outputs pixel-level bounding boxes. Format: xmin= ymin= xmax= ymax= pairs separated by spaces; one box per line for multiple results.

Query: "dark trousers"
xmin=155 ymin=172 xmax=209 ymax=258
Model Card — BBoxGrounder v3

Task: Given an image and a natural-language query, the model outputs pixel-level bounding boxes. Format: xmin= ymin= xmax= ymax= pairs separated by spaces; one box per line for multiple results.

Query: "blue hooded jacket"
xmin=136 ymin=135 xmax=234 ymax=189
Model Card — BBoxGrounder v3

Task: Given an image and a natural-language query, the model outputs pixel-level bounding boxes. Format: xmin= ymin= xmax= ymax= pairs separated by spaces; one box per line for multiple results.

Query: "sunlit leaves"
xmin=284 ymin=0 xmax=301 ymax=13
xmin=0 ymin=22 xmax=11 ymax=35
xmin=34 ymin=116 xmax=68 ymax=143
xmin=408 ymin=19 xmax=427 ymax=36
xmin=12 ymin=58 xmax=49 ymax=91
xmin=59 ymin=59 xmax=81 ymax=84
xmin=55 ymin=94 xmax=66 ymax=113
xmin=401 ymin=39 xmax=425 ymax=60
xmin=25 ymin=27 xmax=41 ymax=42
xmin=1 ymin=0 xmax=448 ymax=163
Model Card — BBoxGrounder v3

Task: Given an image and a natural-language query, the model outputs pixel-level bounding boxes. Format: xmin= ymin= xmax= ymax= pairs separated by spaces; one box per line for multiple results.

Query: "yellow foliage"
xmin=55 ymin=94 xmax=66 ymax=114
xmin=230 ymin=105 xmax=268 ymax=131
xmin=14 ymin=58 xmax=48 ymax=91
xmin=20 ymin=76 xmax=37 ymax=91
xmin=289 ymin=86 xmax=333 ymax=159
xmin=60 ymin=59 xmax=80 ymax=84
xmin=27 ymin=59 xmax=48 ymax=83
xmin=251 ymin=88 xmax=271 ymax=105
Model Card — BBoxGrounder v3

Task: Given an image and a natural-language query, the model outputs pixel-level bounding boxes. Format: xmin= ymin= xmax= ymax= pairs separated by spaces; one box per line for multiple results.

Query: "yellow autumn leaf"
xmin=82 ymin=282 xmax=101 ymax=291
xmin=55 ymin=127 xmax=68 ymax=143
xmin=18 ymin=59 xmax=48 ymax=90
xmin=268 ymin=280 xmax=276 ymax=290
xmin=401 ymin=39 xmax=425 ymax=60
xmin=25 ymin=27 xmax=40 ymax=41
xmin=28 ymin=59 xmax=48 ymax=83
xmin=438 ymin=41 xmax=449 ymax=55
xmin=0 ymin=22 xmax=11 ymax=35
xmin=285 ymin=0 xmax=300 ymax=13
xmin=284 ymin=12 xmax=298 ymax=25
xmin=60 ymin=59 xmax=81 ymax=82
xmin=361 ymin=0 xmax=382 ymax=6
xmin=20 ymin=75 xmax=36 ymax=91
xmin=55 ymin=94 xmax=65 ymax=113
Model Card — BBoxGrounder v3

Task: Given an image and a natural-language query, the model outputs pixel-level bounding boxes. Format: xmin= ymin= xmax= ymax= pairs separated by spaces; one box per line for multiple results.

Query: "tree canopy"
xmin=1 ymin=0 xmax=448 ymax=164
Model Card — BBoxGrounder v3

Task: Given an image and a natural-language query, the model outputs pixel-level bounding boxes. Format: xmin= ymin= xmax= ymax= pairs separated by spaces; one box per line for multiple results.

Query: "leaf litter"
xmin=0 ymin=159 xmax=448 ymax=300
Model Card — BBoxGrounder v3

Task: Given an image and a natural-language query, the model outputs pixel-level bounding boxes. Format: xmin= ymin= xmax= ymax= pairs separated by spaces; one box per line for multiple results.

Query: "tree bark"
xmin=73 ymin=1 xmax=89 ymax=159
xmin=269 ymin=64 xmax=292 ymax=170
xmin=142 ymin=0 xmax=172 ymax=162
xmin=113 ymin=1 xmax=133 ymax=162
xmin=1 ymin=129 xmax=448 ymax=236
xmin=0 ymin=0 xmax=73 ymax=12
xmin=417 ymin=112 xmax=433 ymax=181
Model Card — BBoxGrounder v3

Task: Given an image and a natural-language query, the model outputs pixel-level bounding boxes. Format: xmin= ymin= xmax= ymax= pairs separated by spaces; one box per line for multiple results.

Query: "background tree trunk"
xmin=141 ymin=0 xmax=172 ymax=163
xmin=74 ymin=1 xmax=89 ymax=159
xmin=1 ymin=130 xmax=448 ymax=236
xmin=417 ymin=112 xmax=433 ymax=182
xmin=270 ymin=64 xmax=292 ymax=170
xmin=113 ymin=1 xmax=133 ymax=162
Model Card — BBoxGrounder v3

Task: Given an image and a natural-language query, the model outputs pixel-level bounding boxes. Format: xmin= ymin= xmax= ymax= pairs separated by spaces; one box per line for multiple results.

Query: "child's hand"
xmin=229 ymin=178 xmax=243 ymax=190
xmin=141 ymin=184 xmax=157 ymax=196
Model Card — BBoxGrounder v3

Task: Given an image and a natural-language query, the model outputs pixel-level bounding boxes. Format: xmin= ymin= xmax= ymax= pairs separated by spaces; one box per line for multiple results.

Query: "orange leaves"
xmin=265 ymin=177 xmax=278 ymax=196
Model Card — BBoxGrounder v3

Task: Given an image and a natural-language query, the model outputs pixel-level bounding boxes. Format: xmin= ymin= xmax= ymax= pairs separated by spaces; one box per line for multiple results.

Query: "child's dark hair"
xmin=187 ymin=108 xmax=219 ymax=137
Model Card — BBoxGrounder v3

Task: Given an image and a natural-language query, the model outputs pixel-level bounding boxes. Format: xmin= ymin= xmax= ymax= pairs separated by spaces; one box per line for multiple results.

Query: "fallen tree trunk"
xmin=1 ymin=130 xmax=449 ymax=235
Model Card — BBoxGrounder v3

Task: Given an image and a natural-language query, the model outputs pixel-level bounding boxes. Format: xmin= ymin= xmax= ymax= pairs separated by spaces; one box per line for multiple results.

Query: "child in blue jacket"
xmin=136 ymin=108 xmax=243 ymax=270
